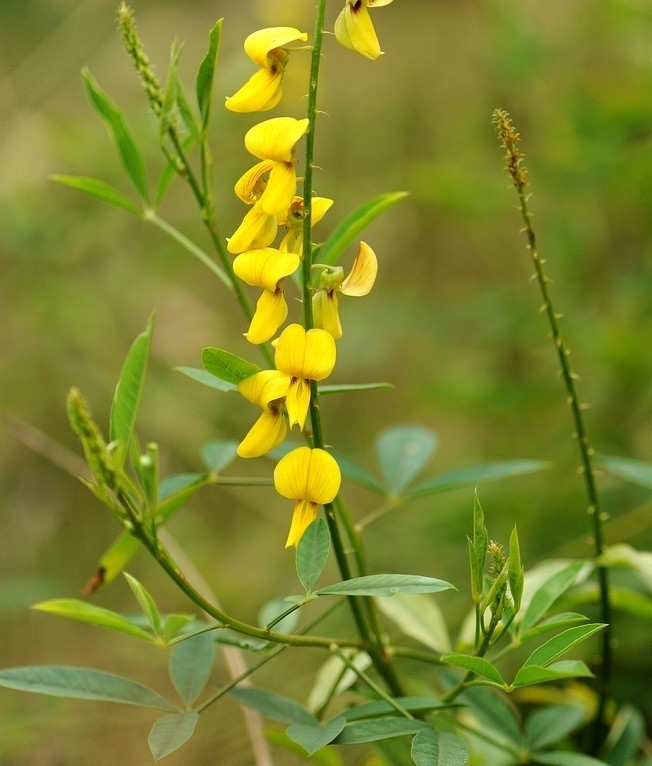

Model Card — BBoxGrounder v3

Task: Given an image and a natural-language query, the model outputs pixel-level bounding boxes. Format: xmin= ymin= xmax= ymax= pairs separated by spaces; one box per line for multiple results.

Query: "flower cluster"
xmin=222 ymin=18 xmax=384 ymax=545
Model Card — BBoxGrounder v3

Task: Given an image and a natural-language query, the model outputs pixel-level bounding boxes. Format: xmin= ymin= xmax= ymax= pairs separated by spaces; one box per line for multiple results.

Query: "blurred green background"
xmin=2 ymin=0 xmax=652 ymax=763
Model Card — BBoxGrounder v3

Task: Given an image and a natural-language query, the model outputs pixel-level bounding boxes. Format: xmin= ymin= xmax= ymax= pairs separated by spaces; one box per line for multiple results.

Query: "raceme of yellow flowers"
xmin=221 ymin=7 xmax=388 ymax=545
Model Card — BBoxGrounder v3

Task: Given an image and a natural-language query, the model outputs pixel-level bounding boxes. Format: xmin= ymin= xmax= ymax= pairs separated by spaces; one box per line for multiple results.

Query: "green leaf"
xmin=470 ymin=491 xmax=488 ymax=601
xmin=376 ymin=593 xmax=451 ymax=653
xmin=594 ymin=454 xmax=652 ymax=489
xmin=296 ymin=519 xmax=330 ymax=592
xmin=307 ymin=651 xmax=371 ymax=713
xmin=411 ymin=730 xmax=469 ymax=766
xmin=316 ymin=574 xmax=455 ymax=598
xmin=169 ymin=632 xmax=214 ymax=707
xmin=508 ymin=526 xmax=524 ymax=614
xmin=109 ymin=314 xmax=155 ymax=461
xmin=196 ymin=19 xmax=223 ymax=129
xmin=94 ymin=533 xmax=143 ymax=589
xmin=376 ymin=425 xmax=439 ymax=495
xmin=175 ymin=365 xmax=237 ymax=392
xmin=345 ymin=697 xmax=454 ymax=721
xmin=334 ymin=717 xmax=427 ymax=745
xmin=332 ymin=451 xmax=385 ymax=493
xmin=124 ymin=573 xmax=162 ymax=638
xmin=531 ymin=752 xmax=611 ymax=766
xmin=460 ymin=688 xmax=521 ymax=744
xmin=601 ymin=705 xmax=647 ymax=766
xmin=522 ymin=623 xmax=606 ymax=669
xmin=598 ymin=544 xmax=652 ymax=592
xmin=524 ymin=704 xmax=586 ymax=750
xmin=441 ymin=654 xmax=506 ymax=686
xmin=520 ymin=562 xmax=586 ymax=634
xmin=82 ymin=69 xmax=148 ymax=202
xmin=520 ymin=612 xmax=590 ymax=642
xmin=258 ymin=597 xmax=301 ymax=635
xmin=148 ymin=712 xmax=198 ymax=761
xmin=287 ymin=717 xmax=346 ymax=755
xmin=319 ymin=382 xmax=394 ymax=395
xmin=158 ymin=473 xmax=205 ymax=501
xmin=229 ymin=687 xmax=315 ymax=726
xmin=0 ymin=666 xmax=177 ymax=711
xmin=32 ymin=599 xmax=154 ymax=642
xmin=159 ymin=41 xmax=181 ymax=141
xmin=319 ymin=192 xmax=408 ymax=266
xmin=512 ymin=660 xmax=593 ymax=688
xmin=201 ymin=348 xmax=260 ymax=386
xmin=265 ymin=729 xmax=344 ymax=766
xmin=175 ymin=82 xmax=200 ymax=139
xmin=154 ymin=137 xmax=192 ymax=207
xmin=50 ymin=175 xmax=143 ymax=215
xmin=162 ymin=614 xmax=196 ymax=644
xmin=200 ymin=441 xmax=238 ymax=472
xmin=407 ymin=460 xmax=551 ymax=499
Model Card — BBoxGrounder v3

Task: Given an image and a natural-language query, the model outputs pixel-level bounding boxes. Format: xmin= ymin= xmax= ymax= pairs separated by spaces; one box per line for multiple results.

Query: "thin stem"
xmin=493 ymin=109 xmax=611 ymax=751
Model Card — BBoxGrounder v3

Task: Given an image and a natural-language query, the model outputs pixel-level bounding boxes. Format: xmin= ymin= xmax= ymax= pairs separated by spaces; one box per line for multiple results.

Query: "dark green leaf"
xmin=522 ymin=624 xmax=605 ymax=669
xmin=50 ymin=175 xmax=143 ymax=215
xmin=531 ymin=752 xmax=611 ymax=766
xmin=345 ymin=697 xmax=455 ymax=721
xmin=202 ymin=348 xmax=260 ymax=386
xmin=407 ymin=460 xmax=551 ymax=500
xmin=169 ymin=632 xmax=214 ymax=707
xmin=525 ymin=704 xmax=586 ymax=750
xmin=287 ymin=717 xmax=346 ymax=755
xmin=334 ymin=717 xmax=427 ymax=745
xmin=0 ymin=666 xmax=177 ymax=711
xmin=441 ymin=654 xmax=506 ymax=686
xmin=229 ymin=687 xmax=315 ymax=726
xmin=82 ymin=69 xmax=148 ymax=202
xmin=520 ymin=612 xmax=589 ymax=642
xmin=513 ymin=660 xmax=593 ymax=688
xmin=32 ymin=599 xmax=154 ymax=642
xmin=196 ymin=19 xmax=223 ymax=129
xmin=411 ymin=730 xmax=469 ymax=766
xmin=148 ymin=712 xmax=198 ymax=761
xmin=594 ymin=454 xmax=652 ymax=489
xmin=200 ymin=441 xmax=238 ymax=472
xmin=376 ymin=425 xmax=439 ymax=495
xmin=124 ymin=573 xmax=162 ymax=637
xmin=296 ymin=519 xmax=330 ymax=592
xmin=520 ymin=562 xmax=586 ymax=634
xmin=319 ymin=192 xmax=408 ymax=266
xmin=316 ymin=574 xmax=455 ymax=598
xmin=319 ymin=382 xmax=394 ymax=395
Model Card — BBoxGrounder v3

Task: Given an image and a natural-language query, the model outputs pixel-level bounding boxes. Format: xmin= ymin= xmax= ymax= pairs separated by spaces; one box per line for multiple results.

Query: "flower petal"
xmin=335 ymin=3 xmax=383 ymax=60
xmin=244 ymin=27 xmax=308 ymax=68
xmin=238 ymin=369 xmax=290 ymax=407
xmin=313 ymin=288 xmax=343 ymax=340
xmin=274 ymin=445 xmax=312 ymax=499
xmin=238 ymin=408 xmax=287 ymax=458
xmin=234 ymin=160 xmax=277 ymax=205
xmin=234 ymin=248 xmax=300 ymax=291
xmin=259 ymin=161 xmax=297 ymax=216
xmin=311 ymin=197 xmax=335 ymax=225
xmin=303 ymin=328 xmax=337 ymax=381
xmin=245 ymin=117 xmax=309 ymax=162
xmin=275 ymin=323 xmax=307 ymax=377
xmin=227 ymin=205 xmax=277 ymax=254
xmin=305 ymin=448 xmax=341 ymax=504
xmin=285 ymin=377 xmax=312 ymax=430
xmin=341 ymin=241 xmax=378 ymax=296
xmin=245 ymin=289 xmax=289 ymax=345
xmin=225 ymin=68 xmax=283 ymax=113
xmin=285 ymin=499 xmax=318 ymax=548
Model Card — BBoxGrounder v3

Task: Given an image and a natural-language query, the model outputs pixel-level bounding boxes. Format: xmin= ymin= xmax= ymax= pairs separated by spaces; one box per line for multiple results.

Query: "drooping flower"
xmin=233 ymin=248 xmax=301 ymax=343
xmin=312 ymin=241 xmax=378 ymax=339
xmin=274 ymin=324 xmax=336 ymax=430
xmin=227 ymin=204 xmax=278 ymax=254
xmin=237 ymin=370 xmax=290 ymax=458
xmin=274 ymin=446 xmax=341 ymax=547
xmin=334 ymin=0 xmax=394 ymax=60
xmin=278 ymin=196 xmax=334 ymax=255
xmin=225 ymin=27 xmax=308 ymax=113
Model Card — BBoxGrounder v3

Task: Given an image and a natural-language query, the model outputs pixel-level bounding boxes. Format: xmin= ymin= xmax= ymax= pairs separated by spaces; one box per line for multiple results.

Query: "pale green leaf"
xmin=376 ymin=425 xmax=439 ymax=495
xmin=411 ymin=730 xmax=469 ymax=766
xmin=319 ymin=192 xmax=408 ymax=266
xmin=513 ymin=660 xmax=593 ymax=688
xmin=32 ymin=599 xmax=154 ymax=642
xmin=601 ymin=705 xmax=647 ymax=766
xmin=598 ymin=544 xmax=652 ymax=593
xmin=319 ymin=382 xmax=394 ymax=395
xmin=175 ymin=366 xmax=237 ymax=392
xmin=157 ymin=474 xmax=210 ymax=523
xmin=229 ymin=687 xmax=315 ymax=726
xmin=124 ymin=573 xmax=162 ymax=637
xmin=522 ymin=624 xmax=606 ymax=668
xmin=287 ymin=717 xmax=346 ymax=755
xmin=201 ymin=348 xmax=260 ymax=386
xmin=154 ymin=135 xmax=194 ymax=207
xmin=169 ymin=632 xmax=214 ymax=707
xmin=159 ymin=41 xmax=180 ymax=140
xmin=334 ymin=717 xmax=427 ymax=745
xmin=461 ymin=688 xmax=522 ymax=744
xmin=95 ymin=533 xmax=143 ymax=589
xmin=525 ymin=704 xmax=586 ymax=750
xmin=520 ymin=561 xmax=586 ymax=634
xmin=441 ymin=654 xmax=506 ymax=686
xmin=162 ymin=615 xmax=196 ymax=644
xmin=376 ymin=593 xmax=451 ymax=653
xmin=594 ymin=454 xmax=652 ymax=489
xmin=258 ymin=597 xmax=301 ymax=635
xmin=316 ymin=574 xmax=455 ymax=598
xmin=196 ymin=19 xmax=223 ymax=129
xmin=0 ymin=666 xmax=177 ymax=710
xmin=200 ymin=441 xmax=238 ymax=472
xmin=531 ymin=752 xmax=611 ymax=766
xmin=307 ymin=651 xmax=371 ymax=713
xmin=509 ymin=525 xmax=524 ymax=613
xmin=332 ymin=451 xmax=385 ymax=493
xmin=296 ymin=519 xmax=330 ymax=592
xmin=50 ymin=175 xmax=142 ymax=215
xmin=148 ymin=712 xmax=198 ymax=761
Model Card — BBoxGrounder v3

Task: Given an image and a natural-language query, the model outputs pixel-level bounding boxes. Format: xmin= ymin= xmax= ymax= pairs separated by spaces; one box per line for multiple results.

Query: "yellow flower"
xmin=275 ymin=324 xmax=336 ymax=430
xmin=312 ymin=241 xmax=378 ymax=339
xmin=278 ymin=196 xmax=334 ymax=255
xmin=225 ymin=27 xmax=308 ymax=113
xmin=233 ymin=248 xmax=301 ymax=344
xmin=274 ymin=446 xmax=341 ymax=547
xmin=227 ymin=204 xmax=277 ymax=254
xmin=237 ymin=371 xmax=290 ymax=458
xmin=245 ymin=117 xmax=309 ymax=163
xmin=334 ymin=0 xmax=393 ymax=60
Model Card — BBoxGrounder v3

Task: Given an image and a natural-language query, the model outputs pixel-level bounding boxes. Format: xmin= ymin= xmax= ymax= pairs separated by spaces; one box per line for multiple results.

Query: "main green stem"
xmin=300 ymin=0 xmax=403 ymax=698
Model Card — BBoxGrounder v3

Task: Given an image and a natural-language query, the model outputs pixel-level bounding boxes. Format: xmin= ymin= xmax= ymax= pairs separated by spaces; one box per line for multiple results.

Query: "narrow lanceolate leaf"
xmin=316 ymin=574 xmax=454 ymax=598
xmin=411 ymin=730 xmax=469 ymax=766
xmin=124 ymin=573 xmax=162 ymax=638
xmin=512 ymin=660 xmax=593 ymax=688
xmin=519 ymin=612 xmax=589 ymax=642
xmin=287 ymin=717 xmax=346 ymax=756
xmin=229 ymin=687 xmax=316 ymax=726
xmin=524 ymin=704 xmax=586 ymax=751
xmin=521 ymin=624 xmax=606 ymax=669
xmin=376 ymin=594 xmax=451 ymax=653
xmin=159 ymin=41 xmax=180 ymax=141
xmin=196 ymin=19 xmax=223 ymax=129
xmin=594 ymin=453 xmax=652 ymax=490
xmin=148 ymin=712 xmax=198 ymax=761
xmin=201 ymin=348 xmax=260 ymax=386
xmin=169 ymin=632 xmax=214 ymax=707
xmin=82 ymin=69 xmax=148 ymax=202
xmin=376 ymin=425 xmax=439 ymax=495
xmin=296 ymin=519 xmax=330 ymax=592
xmin=520 ymin=561 xmax=586 ymax=634
xmin=319 ymin=382 xmax=394 ymax=395
xmin=50 ymin=176 xmax=143 ymax=215
xmin=334 ymin=717 xmax=427 ymax=745
xmin=32 ymin=599 xmax=154 ymax=642
xmin=530 ymin=751 xmax=612 ymax=766
xmin=344 ymin=697 xmax=455 ymax=721
xmin=319 ymin=192 xmax=409 ymax=266
xmin=508 ymin=526 xmax=524 ymax=614
xmin=0 ymin=666 xmax=177 ymax=711
xmin=109 ymin=314 xmax=155 ymax=461
xmin=407 ymin=460 xmax=551 ymax=500
xmin=175 ymin=366 xmax=237 ymax=392
xmin=92 ymin=533 xmax=143 ymax=591
xmin=441 ymin=654 xmax=506 ymax=686
xmin=154 ymin=134 xmax=195 ymax=207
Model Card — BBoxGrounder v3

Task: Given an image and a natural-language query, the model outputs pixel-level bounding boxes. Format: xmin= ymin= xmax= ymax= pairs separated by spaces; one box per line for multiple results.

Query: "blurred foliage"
xmin=2 ymin=0 xmax=652 ymax=763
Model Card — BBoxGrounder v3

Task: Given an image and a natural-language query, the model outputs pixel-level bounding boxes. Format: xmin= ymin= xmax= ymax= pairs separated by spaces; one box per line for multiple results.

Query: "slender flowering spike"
xmin=274 ymin=446 xmax=341 ymax=547
xmin=334 ymin=0 xmax=394 ymax=60
xmin=225 ymin=27 xmax=308 ymax=113
xmin=275 ymin=324 xmax=336 ymax=430
xmin=237 ymin=371 xmax=290 ymax=458
xmin=279 ymin=196 xmax=334 ymax=255
xmin=313 ymin=241 xmax=378 ymax=339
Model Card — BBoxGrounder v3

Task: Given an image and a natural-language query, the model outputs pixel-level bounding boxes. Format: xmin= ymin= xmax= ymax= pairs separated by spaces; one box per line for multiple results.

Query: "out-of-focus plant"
xmin=1 ymin=2 xmax=651 ymax=764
